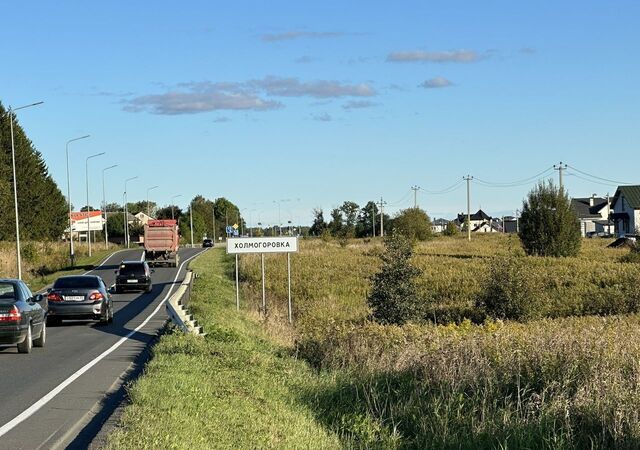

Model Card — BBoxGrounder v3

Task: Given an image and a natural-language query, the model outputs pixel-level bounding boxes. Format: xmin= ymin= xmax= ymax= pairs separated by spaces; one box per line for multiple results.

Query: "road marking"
xmin=0 ymin=249 xmax=207 ymax=438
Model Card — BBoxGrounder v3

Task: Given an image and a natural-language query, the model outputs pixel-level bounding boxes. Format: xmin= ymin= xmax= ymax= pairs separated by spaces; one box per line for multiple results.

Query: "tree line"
xmin=0 ymin=102 xmax=68 ymax=241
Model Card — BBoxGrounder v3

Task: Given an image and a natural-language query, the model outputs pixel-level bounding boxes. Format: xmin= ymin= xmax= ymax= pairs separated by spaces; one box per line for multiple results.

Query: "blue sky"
xmin=2 ymin=1 xmax=639 ymax=226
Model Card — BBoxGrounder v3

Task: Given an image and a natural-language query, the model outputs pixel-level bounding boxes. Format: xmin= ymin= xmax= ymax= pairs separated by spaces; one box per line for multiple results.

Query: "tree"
xmin=309 ymin=208 xmax=327 ymax=236
xmin=356 ymin=201 xmax=379 ymax=238
xmin=367 ymin=233 xmax=425 ymax=325
xmin=442 ymin=221 xmax=459 ymax=236
xmin=328 ymin=208 xmax=343 ymax=236
xmin=106 ymin=213 xmax=125 ymax=238
xmin=391 ymin=208 xmax=433 ymax=241
xmin=0 ymin=102 xmax=68 ymax=241
xmin=156 ymin=205 xmax=182 ymax=220
xmin=519 ymin=181 xmax=581 ymax=257
xmin=340 ymin=201 xmax=359 ymax=237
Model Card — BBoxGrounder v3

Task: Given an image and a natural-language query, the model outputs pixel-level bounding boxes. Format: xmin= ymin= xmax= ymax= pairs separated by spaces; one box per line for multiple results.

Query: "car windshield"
xmin=53 ymin=277 xmax=100 ymax=289
xmin=119 ymin=264 xmax=145 ymax=276
xmin=0 ymin=283 xmax=16 ymax=300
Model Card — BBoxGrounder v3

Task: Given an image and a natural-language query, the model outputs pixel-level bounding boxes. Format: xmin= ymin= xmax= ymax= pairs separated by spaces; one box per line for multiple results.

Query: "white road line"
xmin=0 ymin=249 xmax=206 ymax=438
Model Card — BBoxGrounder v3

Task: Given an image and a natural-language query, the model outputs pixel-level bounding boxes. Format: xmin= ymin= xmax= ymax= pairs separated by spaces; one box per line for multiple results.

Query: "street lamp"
xmin=86 ymin=152 xmax=105 ymax=257
xmin=147 ymin=185 xmax=159 ymax=217
xmin=102 ymin=164 xmax=118 ymax=248
xmin=189 ymin=201 xmax=194 ymax=248
xmin=170 ymin=194 xmax=182 ymax=220
xmin=124 ymin=176 xmax=138 ymax=248
xmin=5 ymin=101 xmax=44 ymax=279
xmin=66 ymin=134 xmax=90 ymax=266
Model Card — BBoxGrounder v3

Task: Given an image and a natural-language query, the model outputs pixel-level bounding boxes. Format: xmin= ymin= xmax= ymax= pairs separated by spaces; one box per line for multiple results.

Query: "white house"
xmin=455 ymin=210 xmax=501 ymax=233
xmin=570 ymin=195 xmax=613 ymax=237
xmin=134 ymin=212 xmax=154 ymax=226
xmin=611 ymin=186 xmax=640 ymax=237
xmin=431 ymin=218 xmax=450 ymax=233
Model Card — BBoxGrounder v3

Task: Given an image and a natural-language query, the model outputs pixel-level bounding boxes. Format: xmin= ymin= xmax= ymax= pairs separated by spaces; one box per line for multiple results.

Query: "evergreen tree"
xmin=309 ymin=208 xmax=327 ymax=236
xmin=519 ymin=181 xmax=581 ymax=257
xmin=328 ymin=207 xmax=343 ymax=236
xmin=356 ymin=201 xmax=379 ymax=238
xmin=0 ymin=102 xmax=67 ymax=240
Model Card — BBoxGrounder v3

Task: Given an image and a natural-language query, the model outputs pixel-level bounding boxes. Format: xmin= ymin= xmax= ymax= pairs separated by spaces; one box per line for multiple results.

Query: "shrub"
xmin=367 ymin=233 xmax=426 ymax=325
xmin=442 ymin=221 xmax=459 ymax=236
xmin=519 ymin=181 xmax=581 ymax=257
xmin=391 ymin=208 xmax=432 ymax=241
xmin=477 ymin=257 xmax=547 ymax=321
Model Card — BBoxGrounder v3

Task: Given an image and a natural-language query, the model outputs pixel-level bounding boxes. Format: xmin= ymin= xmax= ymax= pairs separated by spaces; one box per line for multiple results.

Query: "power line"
xmin=473 ymin=166 xmax=555 ymax=188
xmin=565 ymin=164 xmax=632 ymax=185
xmin=565 ymin=172 xmax=619 ymax=187
xmin=421 ymin=179 xmax=465 ymax=194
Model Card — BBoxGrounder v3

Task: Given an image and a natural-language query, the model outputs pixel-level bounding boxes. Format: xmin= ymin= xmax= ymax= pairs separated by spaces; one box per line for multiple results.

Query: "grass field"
xmin=235 ymin=234 xmax=640 ymax=448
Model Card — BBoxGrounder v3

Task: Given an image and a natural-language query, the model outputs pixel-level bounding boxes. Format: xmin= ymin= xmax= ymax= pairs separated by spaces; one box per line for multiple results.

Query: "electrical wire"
xmin=564 ymin=172 xmax=619 ymax=187
xmin=387 ymin=190 xmax=412 ymax=206
xmin=473 ymin=166 xmax=555 ymax=188
xmin=566 ymin=164 xmax=632 ymax=185
xmin=420 ymin=179 xmax=465 ymax=195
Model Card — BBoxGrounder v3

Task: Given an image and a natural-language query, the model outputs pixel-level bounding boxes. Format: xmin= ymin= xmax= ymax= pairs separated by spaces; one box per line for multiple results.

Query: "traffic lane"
xmin=0 ymin=248 xmax=202 ymax=435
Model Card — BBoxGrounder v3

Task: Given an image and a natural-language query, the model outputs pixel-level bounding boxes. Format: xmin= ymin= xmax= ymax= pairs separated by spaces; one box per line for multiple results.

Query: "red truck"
xmin=144 ymin=219 xmax=180 ymax=267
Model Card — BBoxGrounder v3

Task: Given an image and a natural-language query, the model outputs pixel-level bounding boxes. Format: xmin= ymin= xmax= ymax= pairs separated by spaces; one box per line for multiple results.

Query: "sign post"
xmin=226 ymin=236 xmax=298 ymax=321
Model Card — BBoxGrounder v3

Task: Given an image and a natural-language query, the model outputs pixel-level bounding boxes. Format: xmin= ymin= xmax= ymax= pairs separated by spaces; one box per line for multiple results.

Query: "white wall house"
xmin=611 ymin=186 xmax=640 ymax=237
xmin=570 ymin=195 xmax=612 ymax=237
xmin=431 ymin=218 xmax=450 ymax=233
xmin=455 ymin=210 xmax=501 ymax=233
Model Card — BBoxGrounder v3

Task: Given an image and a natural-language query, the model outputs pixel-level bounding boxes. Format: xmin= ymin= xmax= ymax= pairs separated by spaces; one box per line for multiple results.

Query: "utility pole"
xmin=463 ymin=175 xmax=473 ymax=241
xmin=212 ymin=205 xmax=216 ymax=244
xmin=411 ymin=185 xmax=420 ymax=208
xmin=377 ymin=197 xmax=387 ymax=237
xmin=554 ymin=162 xmax=567 ymax=191
xmin=372 ymin=204 xmax=376 ymax=237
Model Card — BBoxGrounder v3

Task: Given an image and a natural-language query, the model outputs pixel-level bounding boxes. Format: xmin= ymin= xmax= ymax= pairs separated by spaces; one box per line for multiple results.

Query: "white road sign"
xmin=226 ymin=237 xmax=298 ymax=254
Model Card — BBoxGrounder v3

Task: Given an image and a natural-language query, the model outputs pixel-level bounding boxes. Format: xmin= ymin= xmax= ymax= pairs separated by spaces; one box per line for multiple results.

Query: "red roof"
xmin=70 ymin=211 xmax=103 ymax=221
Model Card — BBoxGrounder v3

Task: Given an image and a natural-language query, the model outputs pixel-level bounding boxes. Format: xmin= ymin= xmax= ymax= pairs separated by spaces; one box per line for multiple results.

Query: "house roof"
xmin=70 ymin=211 xmax=103 ymax=221
xmin=570 ymin=198 xmax=608 ymax=219
xmin=457 ymin=209 xmax=492 ymax=223
xmin=432 ymin=218 xmax=450 ymax=226
xmin=612 ymin=186 xmax=640 ymax=210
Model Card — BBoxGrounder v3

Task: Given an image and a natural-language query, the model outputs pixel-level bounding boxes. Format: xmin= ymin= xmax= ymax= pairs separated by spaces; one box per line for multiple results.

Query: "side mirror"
xmin=33 ymin=294 xmax=44 ymax=303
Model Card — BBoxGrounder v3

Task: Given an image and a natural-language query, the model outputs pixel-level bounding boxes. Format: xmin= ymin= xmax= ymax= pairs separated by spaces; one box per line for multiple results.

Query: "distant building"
xmin=65 ymin=211 xmax=104 ymax=241
xmin=570 ymin=195 xmax=613 ymax=237
xmin=455 ymin=209 xmax=501 ymax=233
xmin=134 ymin=212 xmax=154 ymax=226
xmin=501 ymin=216 xmax=518 ymax=233
xmin=611 ymin=186 xmax=640 ymax=237
xmin=431 ymin=218 xmax=450 ymax=233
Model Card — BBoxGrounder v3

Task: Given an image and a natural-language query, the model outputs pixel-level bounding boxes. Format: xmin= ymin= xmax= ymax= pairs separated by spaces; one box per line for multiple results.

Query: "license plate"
xmin=64 ymin=295 xmax=84 ymax=301
xmin=127 ymin=280 xmax=138 ymax=283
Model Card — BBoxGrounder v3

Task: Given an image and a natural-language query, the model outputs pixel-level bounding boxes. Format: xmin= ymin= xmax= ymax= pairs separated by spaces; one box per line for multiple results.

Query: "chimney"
xmin=589 ymin=194 xmax=596 ymax=207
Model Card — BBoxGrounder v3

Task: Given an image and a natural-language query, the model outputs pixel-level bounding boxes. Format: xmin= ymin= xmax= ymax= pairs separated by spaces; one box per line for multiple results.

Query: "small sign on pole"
xmin=226 ymin=237 xmax=298 ymax=322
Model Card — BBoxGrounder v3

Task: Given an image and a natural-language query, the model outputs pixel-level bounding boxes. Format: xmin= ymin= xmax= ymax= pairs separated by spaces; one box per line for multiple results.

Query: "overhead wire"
xmin=473 ymin=166 xmax=555 ymax=188
xmin=564 ymin=172 xmax=619 ymax=187
xmin=565 ymin=164 xmax=632 ymax=185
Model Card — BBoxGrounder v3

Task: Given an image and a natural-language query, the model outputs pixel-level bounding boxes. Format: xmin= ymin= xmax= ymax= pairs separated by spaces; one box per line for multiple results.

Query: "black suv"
xmin=115 ymin=261 xmax=153 ymax=293
xmin=202 ymin=238 xmax=213 ymax=248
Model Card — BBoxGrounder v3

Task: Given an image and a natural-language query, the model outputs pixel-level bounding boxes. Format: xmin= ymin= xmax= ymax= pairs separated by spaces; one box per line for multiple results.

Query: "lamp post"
xmin=102 ymin=164 xmax=118 ymax=248
xmin=170 ymin=194 xmax=182 ymax=220
xmin=124 ymin=176 xmax=138 ymax=248
xmin=147 ymin=185 xmax=159 ymax=217
xmin=86 ymin=152 xmax=105 ymax=257
xmin=189 ymin=201 xmax=194 ymax=248
xmin=66 ymin=134 xmax=90 ymax=266
xmin=6 ymin=101 xmax=44 ymax=279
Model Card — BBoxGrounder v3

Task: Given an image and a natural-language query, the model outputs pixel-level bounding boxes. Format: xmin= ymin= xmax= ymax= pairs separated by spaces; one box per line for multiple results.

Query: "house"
xmin=134 ymin=212 xmax=154 ymax=226
xmin=570 ymin=195 xmax=613 ymax=237
xmin=431 ymin=218 xmax=450 ymax=233
xmin=65 ymin=211 xmax=105 ymax=241
xmin=610 ymin=186 xmax=640 ymax=237
xmin=502 ymin=216 xmax=518 ymax=233
xmin=455 ymin=209 xmax=500 ymax=233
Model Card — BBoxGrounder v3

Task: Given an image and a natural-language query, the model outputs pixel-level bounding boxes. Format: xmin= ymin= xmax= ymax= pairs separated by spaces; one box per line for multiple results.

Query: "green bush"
xmin=391 ymin=208 xmax=432 ymax=241
xmin=519 ymin=181 xmax=581 ymax=257
xmin=442 ymin=221 xmax=459 ymax=236
xmin=477 ymin=257 xmax=548 ymax=321
xmin=367 ymin=233 xmax=426 ymax=325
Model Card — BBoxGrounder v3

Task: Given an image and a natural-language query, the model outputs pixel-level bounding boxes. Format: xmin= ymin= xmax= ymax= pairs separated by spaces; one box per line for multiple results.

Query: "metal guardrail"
xmin=166 ymin=270 xmax=204 ymax=336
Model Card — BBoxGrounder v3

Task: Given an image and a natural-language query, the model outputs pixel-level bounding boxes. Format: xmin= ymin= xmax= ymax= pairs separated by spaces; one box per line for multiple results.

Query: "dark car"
xmin=0 ymin=279 xmax=47 ymax=353
xmin=115 ymin=261 xmax=153 ymax=293
xmin=47 ymin=275 xmax=113 ymax=325
xmin=202 ymin=238 xmax=213 ymax=248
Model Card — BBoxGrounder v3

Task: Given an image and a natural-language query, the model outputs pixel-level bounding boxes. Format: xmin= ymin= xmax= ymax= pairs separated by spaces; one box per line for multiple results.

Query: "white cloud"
xmin=311 ymin=113 xmax=332 ymax=122
xmin=387 ymin=50 xmax=479 ymax=63
xmin=253 ymin=76 xmax=376 ymax=98
xmin=342 ymin=100 xmax=378 ymax=110
xmin=420 ymin=77 xmax=454 ymax=89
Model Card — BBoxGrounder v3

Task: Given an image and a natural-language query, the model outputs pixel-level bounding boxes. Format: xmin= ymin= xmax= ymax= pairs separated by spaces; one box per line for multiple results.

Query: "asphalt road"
xmin=0 ymin=247 xmax=206 ymax=450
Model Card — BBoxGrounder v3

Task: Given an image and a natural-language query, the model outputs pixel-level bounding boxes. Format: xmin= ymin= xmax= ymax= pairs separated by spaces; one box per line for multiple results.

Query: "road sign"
xmin=226 ymin=237 xmax=298 ymax=254
xmin=232 ymin=223 xmax=239 ymax=230
xmin=225 ymin=225 xmax=234 ymax=234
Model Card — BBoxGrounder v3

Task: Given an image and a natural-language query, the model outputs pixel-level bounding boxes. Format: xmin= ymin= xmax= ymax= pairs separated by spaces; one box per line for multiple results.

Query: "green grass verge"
xmin=105 ymin=248 xmax=344 ymax=449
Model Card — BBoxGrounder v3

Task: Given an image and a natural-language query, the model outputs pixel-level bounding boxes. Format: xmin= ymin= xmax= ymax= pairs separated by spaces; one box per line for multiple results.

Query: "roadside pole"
xmin=287 ymin=253 xmax=292 ymax=324
xmin=235 ymin=254 xmax=239 ymax=311
xmin=261 ymin=253 xmax=266 ymax=315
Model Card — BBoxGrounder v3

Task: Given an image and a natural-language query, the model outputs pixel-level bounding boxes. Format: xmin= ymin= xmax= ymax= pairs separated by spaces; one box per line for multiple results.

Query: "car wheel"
xmin=115 ymin=286 xmax=122 ymax=294
xmin=33 ymin=322 xmax=46 ymax=348
xmin=145 ymin=284 xmax=152 ymax=293
xmin=108 ymin=305 xmax=114 ymax=323
xmin=47 ymin=316 xmax=61 ymax=326
xmin=17 ymin=324 xmax=33 ymax=354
